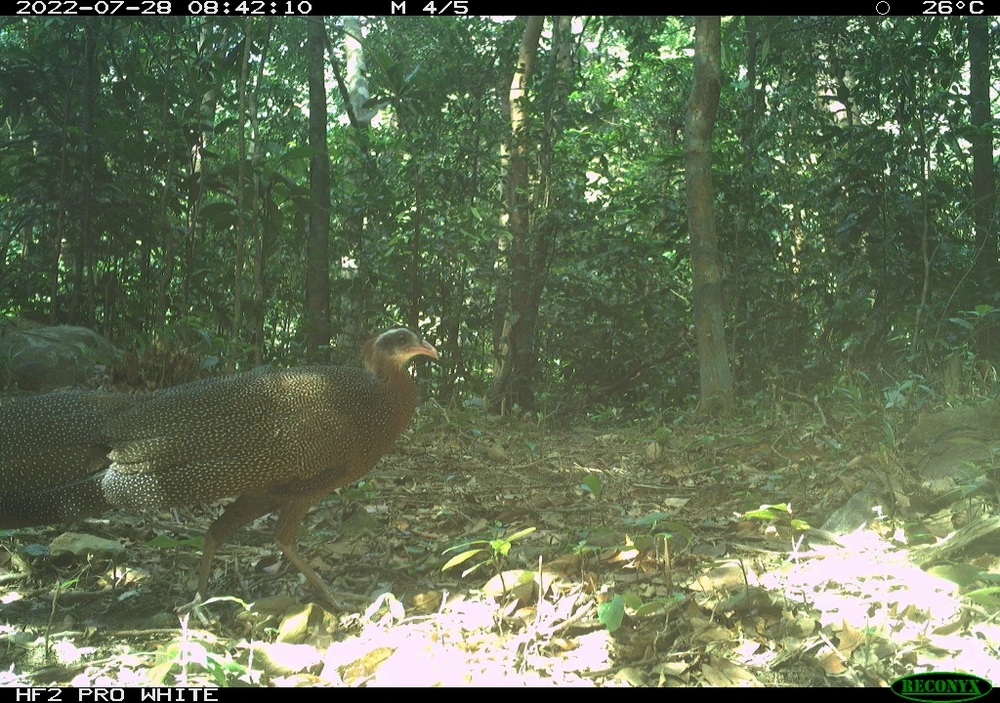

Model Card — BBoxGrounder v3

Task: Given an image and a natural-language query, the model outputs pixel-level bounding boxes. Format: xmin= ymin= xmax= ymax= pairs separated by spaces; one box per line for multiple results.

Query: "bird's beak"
xmin=411 ymin=340 xmax=439 ymax=360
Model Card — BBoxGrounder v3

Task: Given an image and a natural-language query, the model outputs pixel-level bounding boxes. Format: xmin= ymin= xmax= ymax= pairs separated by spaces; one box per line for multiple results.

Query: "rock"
xmin=0 ymin=326 xmax=117 ymax=391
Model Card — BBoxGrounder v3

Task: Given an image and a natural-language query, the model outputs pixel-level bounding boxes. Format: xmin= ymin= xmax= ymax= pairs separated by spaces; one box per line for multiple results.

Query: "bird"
xmin=0 ymin=328 xmax=438 ymax=606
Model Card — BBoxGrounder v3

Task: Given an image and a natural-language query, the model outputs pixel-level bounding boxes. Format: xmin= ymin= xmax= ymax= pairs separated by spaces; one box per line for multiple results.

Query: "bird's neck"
xmin=376 ymin=365 xmax=418 ymax=432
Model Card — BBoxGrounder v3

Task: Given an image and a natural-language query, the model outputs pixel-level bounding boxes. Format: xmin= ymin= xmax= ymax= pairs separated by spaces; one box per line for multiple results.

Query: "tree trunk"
xmin=686 ymin=16 xmax=733 ymax=416
xmin=408 ymin=165 xmax=423 ymax=331
xmin=969 ymin=16 xmax=995 ymax=295
xmin=229 ymin=18 xmax=253 ymax=367
xmin=337 ymin=16 xmax=375 ymax=352
xmin=249 ymin=21 xmax=272 ymax=366
xmin=161 ymin=21 xmax=219 ymax=331
xmin=70 ymin=24 xmax=98 ymax=326
xmin=50 ymin=83 xmax=73 ymax=323
xmin=492 ymin=15 xmax=544 ymax=413
xmin=305 ymin=17 xmax=332 ymax=354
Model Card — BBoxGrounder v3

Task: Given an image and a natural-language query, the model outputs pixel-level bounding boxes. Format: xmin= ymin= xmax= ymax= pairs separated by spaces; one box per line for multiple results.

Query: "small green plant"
xmin=598 ymin=591 xmax=685 ymax=633
xmin=597 ymin=593 xmax=627 ymax=632
xmin=148 ymin=616 xmax=250 ymax=685
xmin=0 ymin=345 xmax=27 ymax=391
xmin=588 ymin=405 xmax=622 ymax=424
xmin=442 ymin=526 xmax=536 ymax=578
xmin=579 ymin=474 xmax=603 ymax=497
xmin=743 ymin=503 xmax=811 ymax=531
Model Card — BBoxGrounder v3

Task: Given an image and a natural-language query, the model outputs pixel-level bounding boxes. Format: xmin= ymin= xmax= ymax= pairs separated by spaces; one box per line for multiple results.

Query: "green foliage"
xmin=963 ymin=587 xmax=1000 ymax=608
xmin=743 ymin=503 xmax=811 ymax=531
xmin=598 ymin=590 xmax=685 ymax=633
xmin=0 ymin=16 xmax=993 ymax=407
xmin=148 ymin=635 xmax=249 ymax=686
xmin=597 ymin=594 xmax=626 ymax=632
xmin=579 ymin=475 xmax=603 ymax=498
xmin=442 ymin=526 xmax=536 ymax=578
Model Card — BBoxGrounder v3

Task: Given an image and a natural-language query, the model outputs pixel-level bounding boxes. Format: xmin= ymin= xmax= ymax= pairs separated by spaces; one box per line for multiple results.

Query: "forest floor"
xmin=1 ymin=402 xmax=998 ymax=687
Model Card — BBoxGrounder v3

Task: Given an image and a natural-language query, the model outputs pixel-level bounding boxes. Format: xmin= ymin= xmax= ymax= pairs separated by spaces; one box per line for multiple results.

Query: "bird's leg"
xmin=198 ymin=494 xmax=278 ymax=599
xmin=272 ymin=499 xmax=345 ymax=610
xmin=176 ymin=494 xmax=277 ymax=623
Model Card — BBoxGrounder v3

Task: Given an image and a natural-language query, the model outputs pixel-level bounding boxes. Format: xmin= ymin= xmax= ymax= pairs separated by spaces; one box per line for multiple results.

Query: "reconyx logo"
xmin=891 ymin=672 xmax=993 ymax=703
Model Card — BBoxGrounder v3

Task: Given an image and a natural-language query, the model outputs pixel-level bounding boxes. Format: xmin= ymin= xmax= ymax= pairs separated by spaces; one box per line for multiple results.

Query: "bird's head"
xmin=364 ymin=328 xmax=438 ymax=376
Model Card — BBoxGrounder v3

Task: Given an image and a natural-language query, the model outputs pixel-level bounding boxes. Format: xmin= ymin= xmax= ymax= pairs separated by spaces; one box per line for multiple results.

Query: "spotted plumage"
xmin=0 ymin=328 xmax=438 ymax=604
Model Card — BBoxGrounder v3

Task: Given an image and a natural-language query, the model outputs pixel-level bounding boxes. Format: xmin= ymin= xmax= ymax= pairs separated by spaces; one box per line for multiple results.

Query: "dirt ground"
xmin=1 ymin=406 xmax=997 ymax=687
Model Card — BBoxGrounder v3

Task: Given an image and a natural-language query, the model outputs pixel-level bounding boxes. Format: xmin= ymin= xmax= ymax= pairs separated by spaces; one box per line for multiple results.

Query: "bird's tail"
xmin=0 ymin=391 xmax=133 ymax=529
xmin=0 ymin=472 xmax=113 ymax=529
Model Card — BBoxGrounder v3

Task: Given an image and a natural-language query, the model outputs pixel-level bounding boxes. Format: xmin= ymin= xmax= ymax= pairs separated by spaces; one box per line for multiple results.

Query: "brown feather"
xmin=0 ymin=327 xmax=437 ymax=605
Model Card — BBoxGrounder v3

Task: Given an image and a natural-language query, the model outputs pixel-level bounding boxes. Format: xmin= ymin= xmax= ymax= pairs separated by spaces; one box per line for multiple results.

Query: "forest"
xmin=0 ymin=16 xmax=998 ymax=688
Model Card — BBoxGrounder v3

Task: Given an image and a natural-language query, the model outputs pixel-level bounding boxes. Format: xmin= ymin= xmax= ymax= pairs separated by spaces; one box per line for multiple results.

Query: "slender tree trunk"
xmin=686 ymin=16 xmax=733 ymax=416
xmin=70 ymin=24 xmax=98 ymax=326
xmin=408 ymin=165 xmax=423 ymax=331
xmin=191 ymin=24 xmax=220 ymax=310
xmin=305 ymin=17 xmax=332 ymax=354
xmin=969 ymin=16 xmax=996 ymax=295
xmin=50 ymin=86 xmax=74 ymax=323
xmin=493 ymin=15 xmax=544 ymax=413
xmin=249 ymin=21 xmax=272 ymax=366
xmin=229 ymin=18 xmax=253 ymax=367
xmin=155 ymin=23 xmax=180 ymax=330
xmin=337 ymin=16 xmax=375 ymax=351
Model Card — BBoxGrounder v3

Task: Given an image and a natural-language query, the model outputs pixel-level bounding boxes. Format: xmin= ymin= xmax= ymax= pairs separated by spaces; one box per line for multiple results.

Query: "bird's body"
xmin=0 ymin=328 xmax=437 ymax=604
